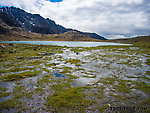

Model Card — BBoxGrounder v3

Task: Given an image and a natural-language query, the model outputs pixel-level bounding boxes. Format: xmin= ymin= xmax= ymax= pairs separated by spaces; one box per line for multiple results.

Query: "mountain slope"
xmin=0 ymin=7 xmax=106 ymax=40
xmin=0 ymin=23 xmax=102 ymax=41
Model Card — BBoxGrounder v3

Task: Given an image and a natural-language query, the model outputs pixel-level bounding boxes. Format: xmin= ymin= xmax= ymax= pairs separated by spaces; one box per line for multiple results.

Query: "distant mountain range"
xmin=0 ymin=7 xmax=107 ymax=40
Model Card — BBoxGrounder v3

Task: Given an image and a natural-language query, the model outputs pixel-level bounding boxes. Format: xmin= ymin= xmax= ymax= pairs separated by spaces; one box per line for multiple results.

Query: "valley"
xmin=0 ymin=41 xmax=149 ymax=112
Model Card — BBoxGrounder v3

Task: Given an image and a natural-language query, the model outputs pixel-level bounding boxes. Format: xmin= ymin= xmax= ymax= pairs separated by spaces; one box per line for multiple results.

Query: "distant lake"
xmin=0 ymin=41 xmax=132 ymax=47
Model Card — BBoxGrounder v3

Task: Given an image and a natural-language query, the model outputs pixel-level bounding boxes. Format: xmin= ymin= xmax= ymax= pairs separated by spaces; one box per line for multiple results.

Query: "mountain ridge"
xmin=0 ymin=7 xmax=107 ymax=40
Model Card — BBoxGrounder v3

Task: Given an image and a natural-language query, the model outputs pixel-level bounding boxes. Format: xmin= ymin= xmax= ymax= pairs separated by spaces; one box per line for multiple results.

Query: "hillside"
xmin=0 ymin=23 xmax=101 ymax=41
xmin=108 ymin=35 xmax=150 ymax=48
xmin=0 ymin=7 xmax=106 ymax=41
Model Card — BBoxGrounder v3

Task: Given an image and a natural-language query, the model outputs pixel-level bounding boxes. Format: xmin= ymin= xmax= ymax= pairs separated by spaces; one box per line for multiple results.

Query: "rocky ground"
xmin=0 ymin=43 xmax=150 ymax=113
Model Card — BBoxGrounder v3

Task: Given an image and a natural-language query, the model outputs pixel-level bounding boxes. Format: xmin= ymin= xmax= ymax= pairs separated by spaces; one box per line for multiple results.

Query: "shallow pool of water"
xmin=0 ymin=41 xmax=132 ymax=47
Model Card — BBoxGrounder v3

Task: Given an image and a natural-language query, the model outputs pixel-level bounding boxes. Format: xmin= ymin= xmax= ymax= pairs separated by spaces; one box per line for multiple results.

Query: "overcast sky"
xmin=0 ymin=0 xmax=150 ymax=39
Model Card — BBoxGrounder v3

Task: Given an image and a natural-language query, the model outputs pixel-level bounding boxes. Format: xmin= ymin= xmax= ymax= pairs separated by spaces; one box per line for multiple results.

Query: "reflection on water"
xmin=54 ymin=72 xmax=66 ymax=78
xmin=73 ymin=77 xmax=97 ymax=87
xmin=0 ymin=41 xmax=132 ymax=47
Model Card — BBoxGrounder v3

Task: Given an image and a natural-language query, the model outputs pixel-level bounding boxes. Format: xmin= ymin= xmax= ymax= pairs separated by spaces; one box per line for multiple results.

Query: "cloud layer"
xmin=0 ymin=0 xmax=150 ymax=39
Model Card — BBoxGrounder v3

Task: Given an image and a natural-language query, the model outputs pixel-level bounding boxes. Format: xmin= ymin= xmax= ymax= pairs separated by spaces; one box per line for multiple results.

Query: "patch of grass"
xmin=101 ymin=77 xmax=115 ymax=85
xmin=3 ymin=67 xmax=34 ymax=74
xmin=146 ymin=59 xmax=150 ymax=66
xmin=40 ymin=74 xmax=53 ymax=84
xmin=146 ymin=71 xmax=150 ymax=76
xmin=46 ymin=87 xmax=93 ymax=112
xmin=0 ymin=91 xmax=11 ymax=97
xmin=0 ymin=65 xmax=28 ymax=74
xmin=75 ymin=68 xmax=85 ymax=71
xmin=60 ymin=70 xmax=71 ymax=74
xmin=1 ymin=70 xmax=42 ymax=82
xmin=0 ymin=99 xmax=23 ymax=111
xmin=98 ymin=104 xmax=109 ymax=112
xmin=71 ymin=48 xmax=84 ymax=53
xmin=141 ymin=97 xmax=150 ymax=105
xmin=45 ymin=63 xmax=57 ymax=67
xmin=76 ymin=63 xmax=82 ymax=66
xmin=34 ymin=87 xmax=45 ymax=96
xmin=66 ymin=59 xmax=82 ymax=64
xmin=27 ymin=60 xmax=44 ymax=66
xmin=133 ymin=81 xmax=150 ymax=94
xmin=116 ymin=80 xmax=131 ymax=94
xmin=50 ymin=78 xmax=72 ymax=91
xmin=65 ymin=74 xmax=79 ymax=79
xmin=13 ymin=85 xmax=33 ymax=99
xmin=0 ymin=86 xmax=7 ymax=91
xmin=82 ymin=75 xmax=96 ymax=78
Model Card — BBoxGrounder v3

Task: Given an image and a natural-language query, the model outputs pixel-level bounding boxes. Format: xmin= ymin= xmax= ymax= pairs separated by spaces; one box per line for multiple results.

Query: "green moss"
xmin=76 ymin=63 xmax=82 ymax=66
xmin=0 ymin=99 xmax=23 ymax=111
xmin=82 ymin=75 xmax=96 ymax=78
xmin=45 ymin=63 xmax=57 ymax=67
xmin=66 ymin=59 xmax=82 ymax=64
xmin=75 ymin=68 xmax=85 ymax=71
xmin=1 ymin=67 xmax=34 ymax=74
xmin=133 ymin=81 xmax=150 ymax=94
xmin=51 ymin=79 xmax=72 ymax=91
xmin=116 ymin=80 xmax=131 ymax=94
xmin=60 ymin=70 xmax=71 ymax=74
xmin=46 ymin=87 xmax=93 ymax=112
xmin=141 ymin=98 xmax=150 ymax=105
xmin=40 ymin=74 xmax=53 ymax=84
xmin=146 ymin=59 xmax=150 ymax=65
xmin=34 ymin=87 xmax=45 ymax=95
xmin=98 ymin=104 xmax=109 ymax=112
xmin=27 ymin=60 xmax=44 ymax=66
xmin=13 ymin=85 xmax=33 ymax=99
xmin=43 ymin=56 xmax=52 ymax=60
xmin=0 ymin=91 xmax=11 ymax=97
xmin=0 ymin=86 xmax=7 ymax=91
xmin=146 ymin=71 xmax=150 ymax=75
xmin=1 ymin=70 xmax=42 ymax=82
xmin=101 ymin=77 xmax=115 ymax=85
xmin=62 ymin=66 xmax=73 ymax=70
xmin=65 ymin=74 xmax=79 ymax=79
xmin=71 ymin=48 xmax=84 ymax=53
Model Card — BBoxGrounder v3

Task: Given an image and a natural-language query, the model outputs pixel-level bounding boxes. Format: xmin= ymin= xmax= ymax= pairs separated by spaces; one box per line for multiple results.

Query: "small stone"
xmin=126 ymin=94 xmax=131 ymax=99
xmin=0 ymin=45 xmax=6 ymax=49
xmin=9 ymin=43 xmax=15 ymax=46
xmin=9 ymin=51 xmax=14 ymax=53
xmin=113 ymin=93 xmax=117 ymax=96
xmin=88 ymin=80 xmax=99 ymax=85
xmin=17 ymin=56 xmax=25 ymax=60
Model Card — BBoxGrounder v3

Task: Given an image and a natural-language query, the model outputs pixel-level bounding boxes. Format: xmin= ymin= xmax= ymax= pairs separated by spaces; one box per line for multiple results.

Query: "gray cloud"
xmin=0 ymin=0 xmax=149 ymax=39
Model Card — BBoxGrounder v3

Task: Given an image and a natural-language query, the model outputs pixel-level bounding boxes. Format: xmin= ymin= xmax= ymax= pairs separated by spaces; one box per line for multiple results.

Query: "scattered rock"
xmin=113 ymin=93 xmax=117 ymax=96
xmin=130 ymin=47 xmax=139 ymax=50
xmin=0 ymin=45 xmax=6 ymax=49
xmin=38 ymin=52 xmax=54 ymax=56
xmin=88 ymin=75 xmax=95 ymax=78
xmin=9 ymin=51 xmax=14 ymax=53
xmin=17 ymin=56 xmax=25 ymax=60
xmin=76 ymin=52 xmax=79 ymax=55
xmin=29 ymin=56 xmax=42 ymax=60
xmin=126 ymin=94 xmax=131 ymax=99
xmin=9 ymin=43 xmax=15 ymax=46
xmin=88 ymin=80 xmax=99 ymax=85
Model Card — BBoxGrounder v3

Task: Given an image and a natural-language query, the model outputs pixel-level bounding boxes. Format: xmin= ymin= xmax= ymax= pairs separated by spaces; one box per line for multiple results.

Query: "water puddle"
xmin=72 ymin=77 xmax=98 ymax=87
xmin=0 ymin=96 xmax=12 ymax=103
xmin=130 ymin=47 xmax=139 ymax=50
xmin=53 ymin=72 xmax=66 ymax=78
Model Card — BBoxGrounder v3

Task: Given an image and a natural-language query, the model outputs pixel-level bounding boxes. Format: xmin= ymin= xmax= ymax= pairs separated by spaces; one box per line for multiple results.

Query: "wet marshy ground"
xmin=0 ymin=43 xmax=150 ymax=113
